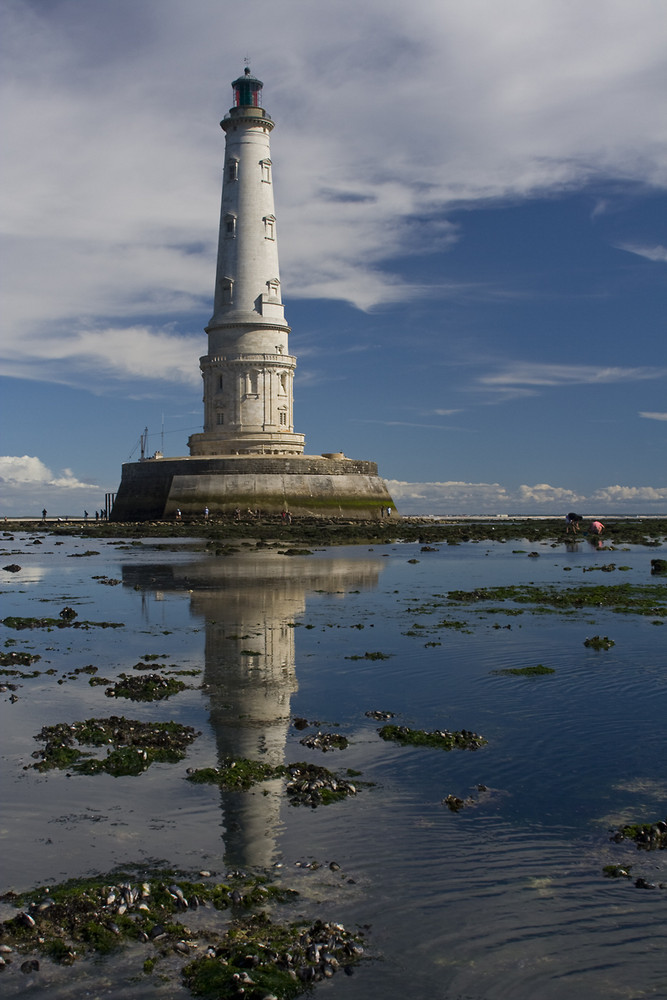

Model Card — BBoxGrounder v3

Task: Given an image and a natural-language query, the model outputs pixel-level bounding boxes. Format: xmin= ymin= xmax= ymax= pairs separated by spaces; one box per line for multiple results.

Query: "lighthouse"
xmin=111 ymin=69 xmax=395 ymax=521
xmin=189 ymin=69 xmax=305 ymax=457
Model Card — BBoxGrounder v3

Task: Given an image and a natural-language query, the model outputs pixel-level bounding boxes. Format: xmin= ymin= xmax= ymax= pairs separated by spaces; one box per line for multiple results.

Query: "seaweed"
xmin=183 ymin=912 xmax=365 ymax=998
xmin=344 ymin=651 xmax=392 ymax=660
xmin=0 ymin=650 xmax=40 ymax=666
xmin=447 ymin=582 xmax=667 ymax=616
xmin=612 ymin=818 xmax=667 ymax=850
xmin=583 ymin=635 xmax=615 ymax=650
xmin=0 ymin=870 xmax=303 ymax=976
xmin=492 ymin=665 xmax=555 ymax=676
xmin=31 ymin=716 xmax=200 ymax=775
xmin=105 ymin=672 xmax=189 ymax=701
xmin=2 ymin=615 xmax=124 ymax=630
xmin=378 ymin=724 xmax=487 ymax=750
xmin=187 ymin=758 xmax=360 ymax=806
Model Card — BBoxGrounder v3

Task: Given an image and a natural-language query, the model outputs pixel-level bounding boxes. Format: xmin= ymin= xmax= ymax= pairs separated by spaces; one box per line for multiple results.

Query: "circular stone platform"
xmin=110 ymin=454 xmax=396 ymax=521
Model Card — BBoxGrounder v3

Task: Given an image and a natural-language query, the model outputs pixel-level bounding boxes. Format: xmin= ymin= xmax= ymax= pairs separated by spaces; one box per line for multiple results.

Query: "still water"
xmin=1 ymin=531 xmax=665 ymax=998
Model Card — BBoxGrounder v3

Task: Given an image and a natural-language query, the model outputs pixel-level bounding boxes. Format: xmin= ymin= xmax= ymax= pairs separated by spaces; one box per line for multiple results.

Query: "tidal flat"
xmin=1 ymin=521 xmax=666 ymax=999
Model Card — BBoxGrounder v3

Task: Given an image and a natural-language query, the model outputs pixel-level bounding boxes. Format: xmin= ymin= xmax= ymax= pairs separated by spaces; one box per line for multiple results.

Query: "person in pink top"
xmin=589 ymin=520 xmax=604 ymax=534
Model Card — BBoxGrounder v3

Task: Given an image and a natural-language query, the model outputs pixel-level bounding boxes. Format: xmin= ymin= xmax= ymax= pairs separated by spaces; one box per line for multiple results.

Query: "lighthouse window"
xmin=260 ymin=159 xmax=272 ymax=183
xmin=278 ymin=373 xmax=287 ymax=394
xmin=220 ymin=279 xmax=233 ymax=305
xmin=225 ymin=214 xmax=237 ymax=237
xmin=217 ymin=412 xmax=224 ymax=425
xmin=248 ymin=371 xmax=259 ymax=395
xmin=227 ymin=159 xmax=238 ymax=182
xmin=264 ymin=215 xmax=275 ymax=240
xmin=279 ymin=411 xmax=287 ymax=426
xmin=218 ymin=375 xmax=223 ymax=391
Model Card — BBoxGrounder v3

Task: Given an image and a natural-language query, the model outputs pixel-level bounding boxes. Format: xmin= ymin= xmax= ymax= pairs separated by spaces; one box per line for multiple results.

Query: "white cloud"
xmin=388 ymin=479 xmax=511 ymax=513
xmin=516 ymin=484 xmax=580 ymax=504
xmin=0 ymin=455 xmax=97 ymax=490
xmin=616 ymin=243 xmax=667 ymax=263
xmin=387 ymin=479 xmax=667 ymax=515
xmin=0 ymin=456 xmax=54 ymax=485
xmin=640 ymin=411 xmax=667 ymax=421
xmin=1 ymin=0 xmax=666 ymax=389
xmin=0 ymin=455 xmax=104 ymax=516
xmin=2 ymin=324 xmax=200 ymax=388
xmin=590 ymin=485 xmax=667 ymax=503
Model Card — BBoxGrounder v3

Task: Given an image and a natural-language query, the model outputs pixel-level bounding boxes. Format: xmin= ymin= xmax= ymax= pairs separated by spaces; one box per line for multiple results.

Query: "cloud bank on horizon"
xmin=0 ymin=0 xmax=665 ymax=514
xmin=1 ymin=453 xmax=665 ymax=518
xmin=387 ymin=480 xmax=667 ymax=516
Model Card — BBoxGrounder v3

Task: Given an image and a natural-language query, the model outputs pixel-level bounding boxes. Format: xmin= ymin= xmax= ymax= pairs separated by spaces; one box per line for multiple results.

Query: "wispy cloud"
xmin=616 ymin=243 xmax=667 ymax=263
xmin=639 ymin=411 xmax=667 ymax=421
xmin=478 ymin=363 xmax=665 ymax=388
xmin=354 ymin=419 xmax=468 ymax=431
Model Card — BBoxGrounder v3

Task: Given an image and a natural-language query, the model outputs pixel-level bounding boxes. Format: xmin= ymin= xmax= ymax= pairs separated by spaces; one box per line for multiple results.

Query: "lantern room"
xmin=232 ymin=67 xmax=263 ymax=108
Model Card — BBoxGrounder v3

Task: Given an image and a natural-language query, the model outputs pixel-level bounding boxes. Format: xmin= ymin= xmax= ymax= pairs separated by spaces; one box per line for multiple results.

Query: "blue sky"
xmin=1 ymin=0 xmax=666 ymax=516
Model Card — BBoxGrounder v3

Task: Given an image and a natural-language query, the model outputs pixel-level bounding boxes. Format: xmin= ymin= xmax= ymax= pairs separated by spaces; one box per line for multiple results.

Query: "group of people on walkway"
xmin=41 ymin=508 xmax=107 ymax=521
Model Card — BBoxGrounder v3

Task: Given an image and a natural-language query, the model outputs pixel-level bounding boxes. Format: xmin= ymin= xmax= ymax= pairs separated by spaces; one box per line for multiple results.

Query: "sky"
xmin=1 ymin=0 xmax=666 ymax=517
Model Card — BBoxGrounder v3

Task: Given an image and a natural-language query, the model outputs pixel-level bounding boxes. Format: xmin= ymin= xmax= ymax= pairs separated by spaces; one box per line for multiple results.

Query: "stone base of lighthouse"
xmin=110 ymin=453 xmax=396 ymax=521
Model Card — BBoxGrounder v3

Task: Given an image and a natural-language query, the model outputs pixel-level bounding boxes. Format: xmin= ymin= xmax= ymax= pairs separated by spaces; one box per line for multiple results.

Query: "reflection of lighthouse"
xmin=122 ymin=551 xmax=383 ymax=868
xmin=192 ymin=569 xmax=302 ymax=869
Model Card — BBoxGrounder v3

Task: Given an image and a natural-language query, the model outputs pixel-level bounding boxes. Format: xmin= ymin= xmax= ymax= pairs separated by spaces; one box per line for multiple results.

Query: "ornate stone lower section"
xmin=110 ymin=454 xmax=396 ymax=521
xmin=188 ymin=429 xmax=305 ymax=456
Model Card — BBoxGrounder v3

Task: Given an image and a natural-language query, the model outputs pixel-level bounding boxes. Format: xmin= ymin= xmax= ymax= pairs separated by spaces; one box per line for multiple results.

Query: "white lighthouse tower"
xmin=111 ymin=69 xmax=395 ymax=521
xmin=189 ymin=69 xmax=305 ymax=457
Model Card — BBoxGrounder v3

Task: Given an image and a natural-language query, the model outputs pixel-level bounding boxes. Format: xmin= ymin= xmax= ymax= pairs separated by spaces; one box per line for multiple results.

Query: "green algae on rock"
xmin=2 ymin=615 xmax=124 ymax=630
xmin=105 ymin=672 xmax=189 ymax=701
xmin=31 ymin=716 xmax=200 ymax=775
xmin=612 ymin=818 xmax=667 ymax=850
xmin=583 ymin=635 xmax=615 ymax=649
xmin=182 ymin=911 xmax=366 ymax=999
xmin=187 ymin=758 xmax=360 ymax=806
xmin=298 ymin=731 xmax=349 ymax=752
xmin=0 ymin=870 xmax=300 ymax=973
xmin=0 ymin=650 xmax=41 ymax=666
xmin=492 ymin=665 xmax=555 ymax=676
xmin=603 ymin=864 xmax=632 ymax=878
xmin=378 ymin=724 xmax=487 ymax=750
xmin=447 ymin=582 xmax=667 ymax=616
xmin=344 ymin=651 xmax=392 ymax=660
xmin=187 ymin=758 xmax=280 ymax=791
